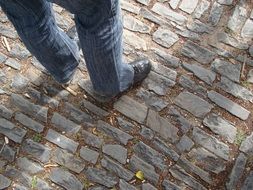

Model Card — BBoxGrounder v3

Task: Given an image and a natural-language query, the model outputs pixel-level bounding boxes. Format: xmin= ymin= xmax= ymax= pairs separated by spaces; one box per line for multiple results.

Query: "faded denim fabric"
xmin=0 ymin=0 xmax=134 ymax=97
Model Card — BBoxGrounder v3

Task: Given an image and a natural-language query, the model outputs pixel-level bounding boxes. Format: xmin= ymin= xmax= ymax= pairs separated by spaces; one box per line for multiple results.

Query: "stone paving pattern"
xmin=0 ymin=0 xmax=253 ymax=189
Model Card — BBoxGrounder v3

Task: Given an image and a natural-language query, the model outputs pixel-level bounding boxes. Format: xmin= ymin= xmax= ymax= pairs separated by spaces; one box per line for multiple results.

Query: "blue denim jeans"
xmin=0 ymin=0 xmax=134 ymax=97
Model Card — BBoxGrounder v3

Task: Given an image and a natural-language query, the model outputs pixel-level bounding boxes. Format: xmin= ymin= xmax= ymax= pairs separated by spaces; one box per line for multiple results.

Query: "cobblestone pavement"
xmin=0 ymin=0 xmax=253 ymax=189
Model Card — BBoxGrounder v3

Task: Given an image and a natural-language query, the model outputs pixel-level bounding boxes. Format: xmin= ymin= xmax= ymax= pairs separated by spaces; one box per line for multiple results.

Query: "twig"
xmin=62 ymin=85 xmax=77 ymax=96
xmin=3 ymin=37 xmax=10 ymax=51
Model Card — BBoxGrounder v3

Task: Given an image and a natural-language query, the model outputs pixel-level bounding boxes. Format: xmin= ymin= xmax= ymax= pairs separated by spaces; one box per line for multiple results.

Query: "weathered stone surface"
xmin=133 ymin=141 xmax=167 ymax=170
xmin=182 ymin=62 xmax=216 ymax=85
xmin=15 ymin=112 xmax=44 ymax=133
xmin=181 ymin=41 xmax=216 ymax=64
xmin=124 ymin=30 xmax=147 ymax=50
xmin=129 ymin=154 xmax=159 ymax=185
xmin=228 ymin=5 xmax=247 ymax=32
xmin=193 ymin=0 xmax=210 ymax=19
xmin=153 ymin=137 xmax=179 ymax=161
xmin=208 ymin=2 xmax=223 ymax=26
xmin=236 ymin=54 xmax=253 ymax=67
xmin=211 ymin=59 xmax=241 ymax=83
xmin=0 ymin=144 xmax=16 ymax=162
xmin=55 ymin=12 xmax=72 ymax=30
xmin=142 ymin=183 xmax=157 ymax=190
xmin=140 ymin=126 xmax=154 ymax=140
xmin=52 ymin=148 xmax=85 ymax=173
xmin=101 ymin=157 xmax=134 ymax=181
xmin=240 ymin=132 xmax=253 ymax=155
xmin=0 ymin=105 xmax=13 ymax=120
xmin=0 ymin=24 xmax=18 ymax=39
xmin=121 ymin=0 xmax=140 ymax=14
xmin=51 ymin=112 xmax=81 ymax=134
xmin=247 ymin=69 xmax=253 ymax=83
xmin=217 ymin=32 xmax=249 ymax=50
xmin=174 ymin=91 xmax=213 ymax=118
xmin=146 ymin=109 xmax=179 ymax=142
xmin=242 ymin=171 xmax=253 ymax=190
xmin=169 ymin=0 xmax=180 ymax=9
xmin=119 ymin=179 xmax=137 ymax=190
xmin=208 ymin=90 xmax=250 ymax=120
xmin=153 ymin=27 xmax=179 ymax=48
xmin=81 ymin=100 xmax=108 ymax=118
xmin=188 ymin=147 xmax=226 ymax=174
xmin=80 ymin=130 xmax=103 ymax=148
xmin=5 ymin=58 xmax=21 ymax=70
xmin=192 ymin=127 xmax=230 ymax=160
xmin=10 ymin=44 xmax=30 ymax=60
xmin=152 ymin=3 xmax=187 ymax=25
xmin=179 ymin=0 xmax=198 ymax=14
xmin=45 ymin=129 xmax=79 ymax=153
xmin=123 ymin=14 xmax=151 ymax=34
xmin=16 ymin=157 xmax=44 ymax=174
xmin=137 ymin=0 xmax=150 ymax=6
xmin=151 ymin=48 xmax=180 ymax=68
xmin=0 ymin=174 xmax=11 ymax=189
xmin=0 ymin=52 xmax=7 ymax=64
xmin=187 ymin=20 xmax=213 ymax=33
xmin=85 ymin=167 xmax=118 ymax=188
xmin=249 ymin=45 xmax=253 ymax=57
xmin=152 ymin=62 xmax=177 ymax=81
xmin=97 ymin=120 xmax=133 ymax=145
xmin=117 ymin=117 xmax=135 ymax=133
xmin=218 ymin=0 xmax=233 ymax=5
xmin=241 ymin=19 xmax=253 ymax=39
xmin=139 ymin=8 xmax=166 ymax=25
xmin=162 ymin=180 xmax=181 ymax=190
xmin=226 ymin=153 xmax=247 ymax=189
xmin=11 ymin=74 xmax=29 ymax=90
xmin=217 ymin=77 xmax=253 ymax=103
xmin=11 ymin=93 xmax=48 ymax=123
xmin=0 ymin=89 xmax=6 ymax=95
xmin=102 ymin=144 xmax=127 ymax=164
xmin=203 ymin=113 xmax=237 ymax=143
xmin=63 ymin=102 xmax=93 ymax=125
xmin=176 ymin=135 xmax=194 ymax=153
xmin=175 ymin=25 xmax=200 ymax=41
xmin=170 ymin=165 xmax=207 ymax=190
xmin=21 ymin=139 xmax=51 ymax=163
xmin=50 ymin=168 xmax=83 ymax=190
xmin=76 ymin=147 xmax=98 ymax=166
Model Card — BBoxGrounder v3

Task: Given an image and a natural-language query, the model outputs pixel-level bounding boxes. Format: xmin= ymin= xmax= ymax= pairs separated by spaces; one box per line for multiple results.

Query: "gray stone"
xmin=188 ymin=148 xmax=226 ymax=174
xmin=123 ymin=30 xmax=147 ymax=50
xmin=218 ymin=0 xmax=233 ymax=5
xmin=102 ymin=144 xmax=127 ymax=164
xmin=10 ymin=44 xmax=30 ymax=60
xmin=152 ymin=62 xmax=177 ymax=81
xmin=11 ymin=93 xmax=48 ymax=123
xmin=140 ymin=126 xmax=154 ymax=140
xmin=31 ymin=57 xmax=46 ymax=73
xmin=51 ymin=112 xmax=81 ymax=135
xmin=0 ymin=105 xmax=13 ymax=119
xmin=5 ymin=58 xmax=21 ymax=70
xmin=139 ymin=8 xmax=166 ymax=25
xmin=170 ymin=165 xmax=207 ymax=190
xmin=52 ymin=148 xmax=85 ymax=173
xmin=133 ymin=142 xmax=167 ymax=170
xmin=85 ymin=167 xmax=118 ymax=188
xmin=15 ymin=112 xmax=44 ymax=133
xmin=187 ymin=20 xmax=213 ymax=33
xmin=174 ymin=91 xmax=213 ymax=118
xmin=0 ymin=24 xmax=18 ymax=39
xmin=217 ymin=77 xmax=253 ymax=103
xmin=236 ymin=54 xmax=253 ymax=67
xmin=169 ymin=0 xmax=180 ymax=9
xmin=217 ymin=32 xmax=249 ymax=50
xmin=146 ymin=109 xmax=179 ymax=142
xmin=192 ymin=127 xmax=230 ymax=160
xmin=101 ymin=157 xmax=134 ymax=181
xmin=151 ymin=48 xmax=180 ymax=68
xmin=0 ymin=174 xmax=11 ymax=189
xmin=176 ymin=135 xmax=194 ymax=152
xmin=137 ymin=0 xmax=150 ymax=5
xmin=45 ymin=129 xmax=79 ymax=153
xmin=121 ymin=0 xmax=140 ymax=14
xmin=55 ymin=12 xmax=72 ymax=30
xmin=162 ymin=180 xmax=181 ymax=190
xmin=226 ymin=153 xmax=247 ymax=189
xmin=203 ymin=113 xmax=237 ymax=143
xmin=80 ymin=130 xmax=103 ymax=148
xmin=228 ymin=5 xmax=247 ymax=32
xmin=241 ymin=19 xmax=253 ymax=39
xmin=151 ymin=3 xmax=187 ymax=25
xmin=50 ymin=168 xmax=83 ymax=190
xmin=181 ymin=40 xmax=216 ymax=64
xmin=208 ymin=90 xmax=250 ymax=120
xmin=0 ymin=69 xmax=7 ymax=84
xmin=142 ymin=183 xmax=157 ymax=190
xmin=11 ymin=74 xmax=29 ymax=90
xmin=208 ymin=2 xmax=223 ymax=26
xmin=129 ymin=154 xmax=159 ymax=185
xmin=0 ymin=144 xmax=16 ymax=162
xmin=179 ymin=0 xmax=198 ymax=14
xmin=175 ymin=26 xmax=200 ymax=41
xmin=21 ymin=139 xmax=51 ymax=163
xmin=0 ymin=160 xmax=7 ymax=170
xmin=81 ymin=99 xmax=109 ymax=117
xmin=12 ymin=184 xmax=28 ymax=190
xmin=153 ymin=27 xmax=179 ymax=48
xmin=242 ymin=171 xmax=253 ymax=190
xmin=193 ymin=0 xmax=210 ymax=19
xmin=123 ymin=14 xmax=151 ymax=34
xmin=0 ymin=52 xmax=7 ymax=63
xmin=250 ymin=45 xmax=253 ymax=57
xmin=240 ymin=132 xmax=253 ymax=155
xmin=182 ymin=62 xmax=216 ymax=85
xmin=178 ymin=75 xmax=207 ymax=98
xmin=247 ymin=69 xmax=253 ymax=83
xmin=0 ymin=89 xmax=6 ymax=95
xmin=153 ymin=137 xmax=180 ymax=161
xmin=119 ymin=179 xmax=137 ymax=190
xmin=117 ymin=117 xmax=135 ymax=133
xmin=211 ymin=59 xmax=241 ymax=83
xmin=80 ymin=147 xmax=99 ymax=164
xmin=97 ymin=120 xmax=133 ymax=145
xmin=16 ymin=157 xmax=44 ymax=174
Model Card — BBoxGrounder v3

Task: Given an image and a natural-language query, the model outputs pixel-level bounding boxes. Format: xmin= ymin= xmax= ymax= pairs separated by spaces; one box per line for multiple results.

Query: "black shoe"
xmin=130 ymin=58 xmax=152 ymax=84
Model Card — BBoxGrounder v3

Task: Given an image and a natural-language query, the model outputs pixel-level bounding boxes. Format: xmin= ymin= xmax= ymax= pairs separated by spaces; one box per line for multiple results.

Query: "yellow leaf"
xmin=135 ymin=170 xmax=144 ymax=181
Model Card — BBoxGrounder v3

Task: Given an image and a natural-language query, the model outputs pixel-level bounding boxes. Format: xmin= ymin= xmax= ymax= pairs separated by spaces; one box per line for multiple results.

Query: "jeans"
xmin=0 ymin=0 xmax=134 ymax=97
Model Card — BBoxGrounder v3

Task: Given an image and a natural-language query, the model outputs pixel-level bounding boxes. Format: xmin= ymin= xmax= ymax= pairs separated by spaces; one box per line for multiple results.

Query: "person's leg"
xmin=48 ymin=0 xmax=134 ymax=97
xmin=0 ymin=0 xmax=79 ymax=84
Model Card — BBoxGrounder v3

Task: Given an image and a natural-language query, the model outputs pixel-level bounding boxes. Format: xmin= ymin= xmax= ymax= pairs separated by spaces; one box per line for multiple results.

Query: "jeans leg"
xmin=0 ymin=0 xmax=79 ymax=83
